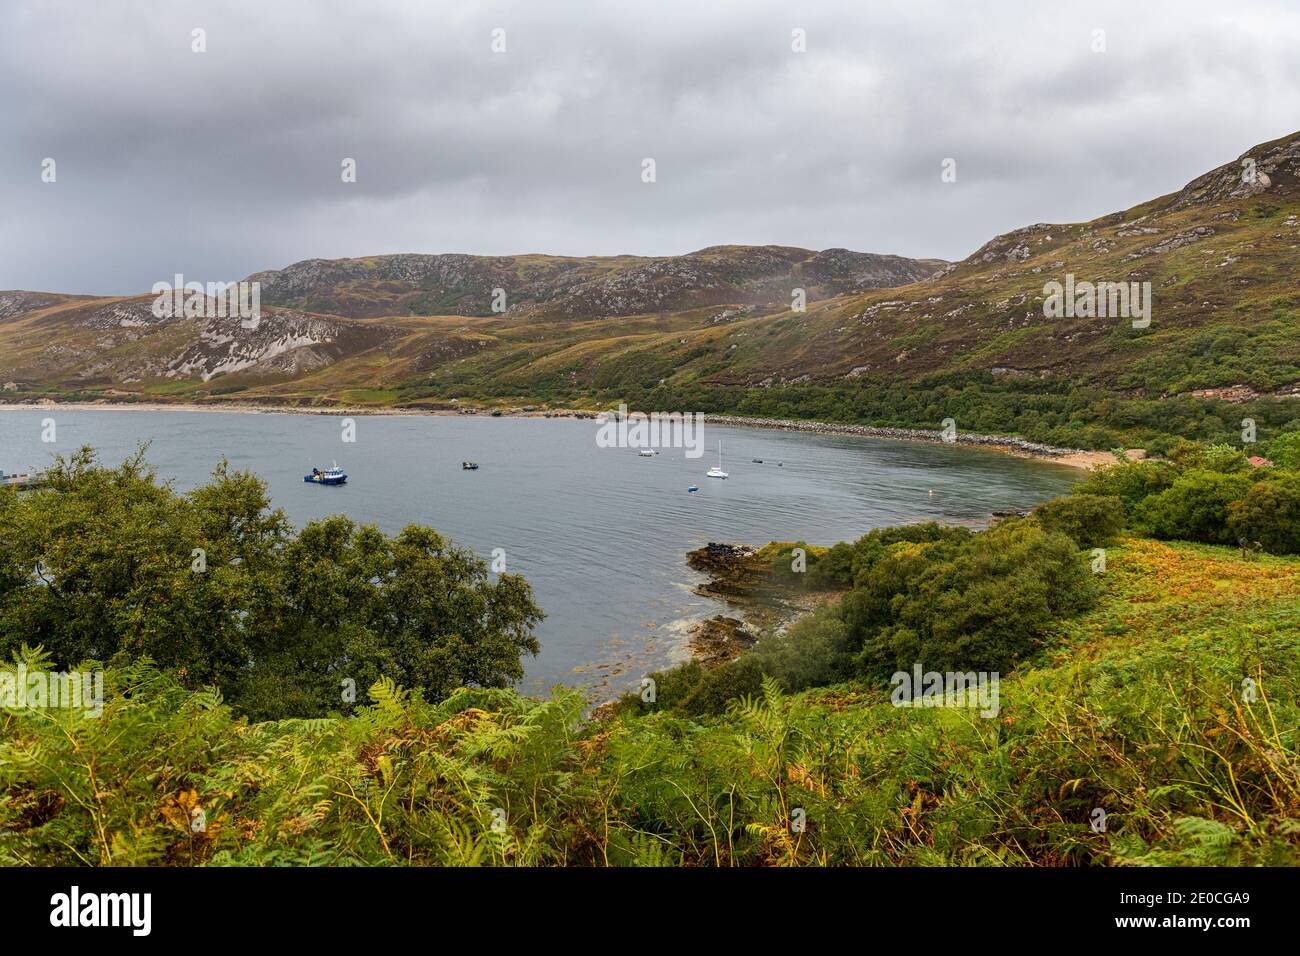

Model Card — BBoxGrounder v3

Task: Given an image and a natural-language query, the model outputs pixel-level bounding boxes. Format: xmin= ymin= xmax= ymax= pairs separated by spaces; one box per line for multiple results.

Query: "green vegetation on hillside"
xmin=5 ymin=133 xmax=1300 ymax=457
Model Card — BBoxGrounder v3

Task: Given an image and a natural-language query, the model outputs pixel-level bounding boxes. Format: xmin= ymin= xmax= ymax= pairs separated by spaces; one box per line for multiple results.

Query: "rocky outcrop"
xmin=1171 ymin=134 xmax=1300 ymax=209
xmin=164 ymin=311 xmax=394 ymax=381
xmin=0 ymin=291 xmax=75 ymax=322
xmin=685 ymin=542 xmax=822 ymax=668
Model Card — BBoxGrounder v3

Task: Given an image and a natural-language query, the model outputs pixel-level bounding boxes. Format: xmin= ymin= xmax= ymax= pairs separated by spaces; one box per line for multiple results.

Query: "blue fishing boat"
xmin=687 ymin=484 xmax=699 ymax=493
xmin=304 ymin=462 xmax=348 ymax=485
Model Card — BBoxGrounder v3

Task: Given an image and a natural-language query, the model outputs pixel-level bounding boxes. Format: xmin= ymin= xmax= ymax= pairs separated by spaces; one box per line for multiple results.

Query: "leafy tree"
xmin=1033 ymin=494 xmax=1127 ymax=548
xmin=847 ymin=519 xmax=1098 ymax=678
xmin=805 ymin=541 xmax=855 ymax=589
xmin=1134 ymin=470 xmax=1253 ymax=545
xmin=1264 ymin=431 xmax=1300 ymax=470
xmin=1226 ymin=475 xmax=1300 ymax=554
xmin=1167 ymin=440 xmax=1251 ymax=474
xmin=0 ymin=449 xmax=543 ymax=719
xmin=1075 ymin=458 xmax=1177 ymax=512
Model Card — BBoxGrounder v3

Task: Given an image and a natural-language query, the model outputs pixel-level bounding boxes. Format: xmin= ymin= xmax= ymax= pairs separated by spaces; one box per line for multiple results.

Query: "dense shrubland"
xmin=0 ymin=448 xmax=543 ymax=721
xmin=1 ymin=442 xmax=1297 ymax=866
xmin=431 ymin=370 xmax=1300 ymax=456
xmin=1074 ymin=441 xmax=1300 ymax=553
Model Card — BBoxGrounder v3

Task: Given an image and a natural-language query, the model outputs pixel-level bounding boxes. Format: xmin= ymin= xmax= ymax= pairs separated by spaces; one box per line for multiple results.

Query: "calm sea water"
xmin=0 ymin=409 xmax=1078 ymax=696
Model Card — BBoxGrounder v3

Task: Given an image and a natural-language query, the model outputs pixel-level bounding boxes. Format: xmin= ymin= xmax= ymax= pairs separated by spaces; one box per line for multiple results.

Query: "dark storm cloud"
xmin=1 ymin=0 xmax=1298 ymax=294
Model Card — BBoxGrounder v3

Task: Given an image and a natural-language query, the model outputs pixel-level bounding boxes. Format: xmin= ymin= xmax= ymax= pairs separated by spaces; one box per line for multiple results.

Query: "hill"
xmin=3 ymin=130 xmax=1299 ymax=451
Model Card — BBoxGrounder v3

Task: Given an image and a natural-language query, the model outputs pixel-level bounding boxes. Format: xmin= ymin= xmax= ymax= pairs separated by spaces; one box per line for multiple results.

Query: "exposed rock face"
xmin=0 ymin=294 xmax=394 ymax=387
xmin=968 ymin=223 xmax=1056 ymax=264
xmin=165 ymin=311 xmax=394 ymax=381
xmin=1172 ymin=135 xmax=1300 ymax=209
xmin=1122 ymin=226 xmax=1215 ymax=260
xmin=685 ymin=542 xmax=822 ymax=667
xmin=689 ymin=616 xmax=758 ymax=669
xmin=0 ymin=291 xmax=76 ymax=322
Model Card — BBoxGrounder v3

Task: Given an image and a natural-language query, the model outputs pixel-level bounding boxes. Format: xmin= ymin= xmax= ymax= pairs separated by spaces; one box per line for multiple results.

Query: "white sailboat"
xmin=706 ymin=440 xmax=728 ymax=478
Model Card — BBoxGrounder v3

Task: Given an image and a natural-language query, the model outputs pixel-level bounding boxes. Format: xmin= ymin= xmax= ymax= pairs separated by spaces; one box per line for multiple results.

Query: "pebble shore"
xmin=701 ymin=414 xmax=1082 ymax=458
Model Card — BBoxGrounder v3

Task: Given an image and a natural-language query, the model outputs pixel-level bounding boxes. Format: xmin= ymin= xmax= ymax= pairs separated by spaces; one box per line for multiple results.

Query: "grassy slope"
xmin=3 ymin=538 xmax=1296 ymax=866
xmin=602 ymin=538 xmax=1299 ymax=865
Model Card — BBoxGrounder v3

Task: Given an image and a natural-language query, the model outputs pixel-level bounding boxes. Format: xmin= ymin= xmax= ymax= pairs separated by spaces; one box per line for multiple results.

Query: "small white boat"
xmin=638 ymin=449 xmax=657 ymax=457
xmin=706 ymin=441 xmax=728 ymax=479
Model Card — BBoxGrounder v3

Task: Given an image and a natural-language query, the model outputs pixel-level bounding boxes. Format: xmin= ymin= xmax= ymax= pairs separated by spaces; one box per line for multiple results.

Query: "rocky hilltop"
xmin=247 ymin=245 xmax=945 ymax=321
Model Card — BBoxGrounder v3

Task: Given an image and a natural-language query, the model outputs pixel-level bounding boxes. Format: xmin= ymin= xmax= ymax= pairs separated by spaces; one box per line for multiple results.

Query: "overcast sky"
xmin=2 ymin=0 xmax=1298 ymax=295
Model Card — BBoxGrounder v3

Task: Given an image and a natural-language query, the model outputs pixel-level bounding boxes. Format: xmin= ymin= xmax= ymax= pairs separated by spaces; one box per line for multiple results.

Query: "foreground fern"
xmin=2 ymin=539 xmax=1297 ymax=867
xmin=0 ymin=656 xmax=601 ymax=866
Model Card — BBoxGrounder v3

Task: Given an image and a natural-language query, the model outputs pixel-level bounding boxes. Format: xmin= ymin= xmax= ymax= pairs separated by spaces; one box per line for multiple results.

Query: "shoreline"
xmin=699 ymin=414 xmax=1115 ymax=471
xmin=0 ymin=398 xmax=1118 ymax=470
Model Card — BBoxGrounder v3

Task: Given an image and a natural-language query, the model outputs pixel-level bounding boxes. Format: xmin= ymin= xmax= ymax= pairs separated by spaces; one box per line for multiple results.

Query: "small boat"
xmin=304 ymin=462 xmax=347 ymax=485
xmin=687 ymin=485 xmax=699 ymax=493
xmin=752 ymin=458 xmax=763 ymax=464
xmin=706 ymin=441 xmax=728 ymax=479
xmin=1 ymin=472 xmax=38 ymax=489
xmin=462 ymin=461 xmax=480 ymax=470
xmin=638 ymin=449 xmax=657 ymax=457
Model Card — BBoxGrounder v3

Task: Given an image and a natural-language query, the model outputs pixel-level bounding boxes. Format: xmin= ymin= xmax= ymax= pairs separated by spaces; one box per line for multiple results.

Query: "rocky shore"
xmin=701 ymin=414 xmax=1082 ymax=458
xmin=685 ymin=542 xmax=824 ymax=668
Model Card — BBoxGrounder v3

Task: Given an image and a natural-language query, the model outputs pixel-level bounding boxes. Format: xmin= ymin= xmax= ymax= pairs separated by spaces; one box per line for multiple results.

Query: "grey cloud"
xmin=1 ymin=0 xmax=1298 ymax=294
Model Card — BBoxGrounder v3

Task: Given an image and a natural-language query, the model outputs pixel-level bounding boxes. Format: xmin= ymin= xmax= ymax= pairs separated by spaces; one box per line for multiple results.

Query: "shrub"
xmin=848 ymin=519 xmax=1099 ymax=679
xmin=1227 ymin=475 xmax=1300 ymax=554
xmin=1033 ymin=494 xmax=1127 ymax=548
xmin=624 ymin=606 xmax=854 ymax=717
xmin=1134 ymin=470 xmax=1253 ymax=545
xmin=805 ymin=542 xmax=855 ymax=589
xmin=768 ymin=541 xmax=818 ymax=585
xmin=1264 ymin=432 xmax=1300 ymax=471
xmin=1075 ymin=459 xmax=1178 ymax=512
xmin=1167 ymin=440 xmax=1251 ymax=474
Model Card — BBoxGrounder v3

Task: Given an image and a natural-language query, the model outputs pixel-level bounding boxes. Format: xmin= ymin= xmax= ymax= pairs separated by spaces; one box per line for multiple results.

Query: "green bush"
xmin=1075 ymin=458 xmax=1178 ymax=512
xmin=0 ymin=449 xmax=543 ymax=720
xmin=768 ymin=541 xmax=817 ymax=585
xmin=1033 ymin=494 xmax=1127 ymax=548
xmin=805 ymin=541 xmax=855 ymax=589
xmin=847 ymin=518 xmax=1099 ymax=679
xmin=1227 ymin=474 xmax=1300 ymax=554
xmin=1134 ymin=470 xmax=1253 ymax=545
xmin=1264 ymin=432 xmax=1300 ymax=470
xmin=1167 ymin=440 xmax=1252 ymax=474
xmin=624 ymin=606 xmax=854 ymax=717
